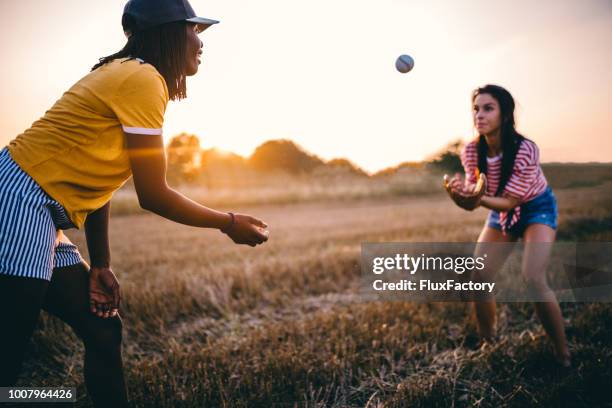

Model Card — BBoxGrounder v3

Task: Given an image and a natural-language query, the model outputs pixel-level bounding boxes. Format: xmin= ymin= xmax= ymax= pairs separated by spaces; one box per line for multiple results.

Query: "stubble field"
xmin=17 ymin=180 xmax=612 ymax=407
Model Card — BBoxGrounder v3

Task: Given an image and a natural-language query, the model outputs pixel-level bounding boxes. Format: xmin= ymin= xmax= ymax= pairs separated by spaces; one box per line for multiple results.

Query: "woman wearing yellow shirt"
xmin=0 ymin=0 xmax=268 ymax=406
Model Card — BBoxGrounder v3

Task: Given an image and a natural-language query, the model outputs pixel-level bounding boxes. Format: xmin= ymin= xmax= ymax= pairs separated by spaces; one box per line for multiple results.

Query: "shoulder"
xmin=120 ymin=60 xmax=167 ymax=94
xmin=465 ymin=139 xmax=479 ymax=150
xmin=514 ymin=137 xmax=540 ymax=167
xmin=94 ymin=58 xmax=157 ymax=78
xmin=461 ymin=139 xmax=479 ymax=157
xmin=125 ymin=58 xmax=161 ymax=77
xmin=518 ymin=137 xmax=538 ymax=151
xmin=92 ymin=58 xmax=169 ymax=103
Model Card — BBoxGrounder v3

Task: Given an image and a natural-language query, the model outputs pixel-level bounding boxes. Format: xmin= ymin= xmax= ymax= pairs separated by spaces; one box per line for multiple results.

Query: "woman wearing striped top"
xmin=0 ymin=0 xmax=268 ymax=405
xmin=445 ymin=84 xmax=570 ymax=367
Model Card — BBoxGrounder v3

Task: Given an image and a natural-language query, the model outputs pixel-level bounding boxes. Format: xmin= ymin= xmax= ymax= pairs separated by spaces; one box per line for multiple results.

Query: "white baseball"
xmin=395 ymin=54 xmax=414 ymax=73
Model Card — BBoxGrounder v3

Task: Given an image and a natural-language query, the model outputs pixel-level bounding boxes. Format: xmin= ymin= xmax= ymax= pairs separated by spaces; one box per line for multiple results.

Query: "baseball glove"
xmin=443 ymin=173 xmax=487 ymax=211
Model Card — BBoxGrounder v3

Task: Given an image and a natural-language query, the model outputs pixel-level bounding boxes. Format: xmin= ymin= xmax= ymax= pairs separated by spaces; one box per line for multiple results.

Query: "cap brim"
xmin=186 ymin=17 xmax=219 ymax=31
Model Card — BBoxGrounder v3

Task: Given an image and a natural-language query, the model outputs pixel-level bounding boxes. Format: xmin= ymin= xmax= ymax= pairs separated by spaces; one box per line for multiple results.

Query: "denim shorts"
xmin=487 ymin=187 xmax=558 ymax=237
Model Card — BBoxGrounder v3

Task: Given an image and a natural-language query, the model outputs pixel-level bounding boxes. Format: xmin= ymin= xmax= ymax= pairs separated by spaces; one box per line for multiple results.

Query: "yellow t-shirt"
xmin=7 ymin=58 xmax=169 ymax=228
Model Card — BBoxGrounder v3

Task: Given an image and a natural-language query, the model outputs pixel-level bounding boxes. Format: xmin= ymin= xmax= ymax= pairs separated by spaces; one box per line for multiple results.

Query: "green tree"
xmin=167 ymin=133 xmax=201 ymax=183
xmin=249 ymin=139 xmax=325 ymax=174
xmin=426 ymin=139 xmax=464 ymax=173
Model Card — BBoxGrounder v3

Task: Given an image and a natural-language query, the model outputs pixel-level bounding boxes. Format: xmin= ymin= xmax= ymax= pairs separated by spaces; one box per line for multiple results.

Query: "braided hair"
xmin=472 ymin=84 xmax=525 ymax=196
xmin=92 ymin=18 xmax=189 ymax=101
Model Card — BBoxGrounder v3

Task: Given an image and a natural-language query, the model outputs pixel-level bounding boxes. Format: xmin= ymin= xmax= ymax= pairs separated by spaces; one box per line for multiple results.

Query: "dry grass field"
xmin=15 ymin=177 xmax=612 ymax=407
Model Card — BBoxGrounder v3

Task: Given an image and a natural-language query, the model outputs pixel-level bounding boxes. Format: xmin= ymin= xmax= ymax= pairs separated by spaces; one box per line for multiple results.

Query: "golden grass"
xmin=17 ymin=182 xmax=612 ymax=407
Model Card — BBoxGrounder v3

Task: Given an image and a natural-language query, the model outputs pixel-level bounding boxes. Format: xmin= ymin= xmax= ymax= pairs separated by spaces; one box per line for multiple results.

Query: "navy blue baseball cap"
xmin=122 ymin=0 xmax=219 ymax=37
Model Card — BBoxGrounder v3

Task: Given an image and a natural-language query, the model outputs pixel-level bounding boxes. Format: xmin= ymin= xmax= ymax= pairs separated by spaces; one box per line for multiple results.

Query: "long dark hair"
xmin=92 ymin=18 xmax=189 ymax=100
xmin=472 ymin=84 xmax=525 ymax=196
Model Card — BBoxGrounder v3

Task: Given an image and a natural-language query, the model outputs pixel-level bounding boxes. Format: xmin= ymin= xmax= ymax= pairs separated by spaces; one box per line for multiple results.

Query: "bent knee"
xmin=82 ymin=315 xmax=123 ymax=350
xmin=522 ymin=274 xmax=550 ymax=293
xmin=473 ymin=269 xmax=495 ymax=283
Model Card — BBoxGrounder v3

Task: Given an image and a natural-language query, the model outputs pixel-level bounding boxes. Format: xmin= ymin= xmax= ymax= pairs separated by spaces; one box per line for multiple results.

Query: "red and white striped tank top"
xmin=461 ymin=138 xmax=548 ymax=232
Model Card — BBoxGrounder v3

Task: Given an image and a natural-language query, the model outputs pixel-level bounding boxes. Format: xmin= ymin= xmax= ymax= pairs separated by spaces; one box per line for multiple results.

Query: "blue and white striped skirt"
xmin=0 ymin=148 xmax=83 ymax=281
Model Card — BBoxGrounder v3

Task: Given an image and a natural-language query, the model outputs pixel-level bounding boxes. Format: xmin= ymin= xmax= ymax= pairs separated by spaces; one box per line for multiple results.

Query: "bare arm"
xmin=479 ymin=195 xmax=521 ymax=212
xmin=84 ymin=201 xmax=120 ymax=318
xmin=85 ymin=201 xmax=111 ymax=268
xmin=125 ymin=133 xmax=231 ymax=228
xmin=125 ymin=132 xmax=268 ymax=246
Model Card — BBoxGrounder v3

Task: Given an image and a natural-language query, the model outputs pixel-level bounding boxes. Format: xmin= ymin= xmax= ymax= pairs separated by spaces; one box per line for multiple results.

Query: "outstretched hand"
xmin=89 ymin=266 xmax=121 ymax=318
xmin=443 ymin=173 xmax=487 ymax=211
xmin=222 ymin=213 xmax=269 ymax=247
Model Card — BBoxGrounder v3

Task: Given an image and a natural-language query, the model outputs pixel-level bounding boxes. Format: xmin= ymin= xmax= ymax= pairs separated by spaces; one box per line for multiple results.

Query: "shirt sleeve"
xmin=460 ymin=142 xmax=478 ymax=185
xmin=503 ymin=141 xmax=539 ymax=200
xmin=111 ymin=68 xmax=169 ymax=135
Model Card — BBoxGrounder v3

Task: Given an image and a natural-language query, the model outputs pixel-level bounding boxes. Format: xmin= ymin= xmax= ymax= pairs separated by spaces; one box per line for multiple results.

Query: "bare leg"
xmin=472 ymin=227 xmax=516 ymax=341
xmin=522 ymin=224 xmax=571 ymax=366
xmin=42 ymin=263 xmax=129 ymax=407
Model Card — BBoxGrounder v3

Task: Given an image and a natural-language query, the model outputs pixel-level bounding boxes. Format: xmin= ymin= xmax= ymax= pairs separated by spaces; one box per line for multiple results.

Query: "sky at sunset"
xmin=0 ymin=0 xmax=610 ymax=172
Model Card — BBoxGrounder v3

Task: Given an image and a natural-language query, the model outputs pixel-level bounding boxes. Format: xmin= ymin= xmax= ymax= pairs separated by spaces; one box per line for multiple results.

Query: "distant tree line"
xmin=165 ymin=134 xmax=464 ymax=186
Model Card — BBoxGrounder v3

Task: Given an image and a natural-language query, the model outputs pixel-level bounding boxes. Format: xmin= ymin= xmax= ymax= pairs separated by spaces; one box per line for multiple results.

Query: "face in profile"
xmin=473 ymin=93 xmax=502 ymax=136
xmin=184 ymin=23 xmax=204 ymax=76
